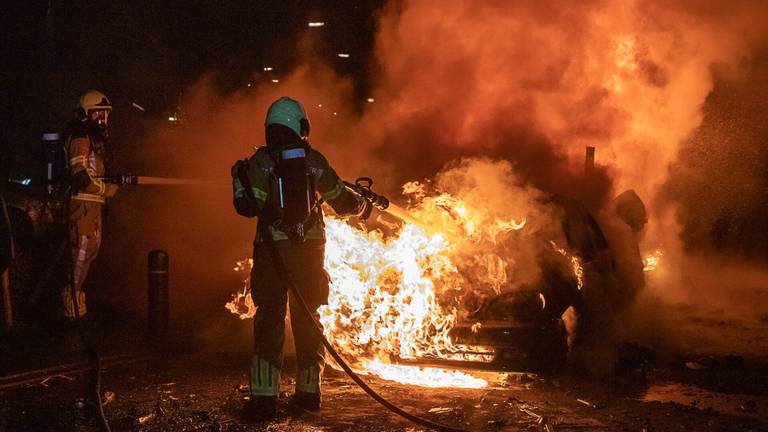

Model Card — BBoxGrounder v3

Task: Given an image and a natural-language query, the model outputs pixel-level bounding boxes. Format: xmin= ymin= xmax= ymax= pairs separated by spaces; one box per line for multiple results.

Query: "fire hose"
xmin=244 ymin=174 xmax=466 ymax=432
xmin=99 ymin=174 xmax=225 ymax=186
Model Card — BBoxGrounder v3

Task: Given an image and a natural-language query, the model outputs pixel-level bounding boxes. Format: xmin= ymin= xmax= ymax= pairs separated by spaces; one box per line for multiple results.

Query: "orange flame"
xmin=643 ymin=249 xmax=663 ymax=272
xmin=227 ymin=178 xmax=530 ymax=388
xmin=549 ymin=240 xmax=584 ymax=290
xmin=224 ymin=258 xmax=255 ymax=319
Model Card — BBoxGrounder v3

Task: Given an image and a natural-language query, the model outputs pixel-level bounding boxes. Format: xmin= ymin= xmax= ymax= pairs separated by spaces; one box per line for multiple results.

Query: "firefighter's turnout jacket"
xmin=233 ymin=144 xmax=363 ymax=243
xmin=62 ymin=120 xmax=117 ymax=319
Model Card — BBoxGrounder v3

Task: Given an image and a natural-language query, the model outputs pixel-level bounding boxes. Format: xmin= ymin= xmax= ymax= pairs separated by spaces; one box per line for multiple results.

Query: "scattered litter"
xmin=160 ymin=382 xmax=176 ymax=386
xmin=138 ymin=413 xmax=155 ymax=424
xmin=39 ymin=374 xmax=75 ymax=387
xmin=75 ymin=398 xmax=85 ymax=409
xmin=519 ymin=407 xmax=541 ymax=419
xmin=102 ymin=391 xmax=116 ymax=406
xmin=428 ymin=407 xmax=454 ymax=414
xmin=577 ymin=398 xmax=598 ymax=409
xmin=235 ymin=383 xmax=249 ymax=392
xmin=685 ymin=362 xmax=707 ymax=371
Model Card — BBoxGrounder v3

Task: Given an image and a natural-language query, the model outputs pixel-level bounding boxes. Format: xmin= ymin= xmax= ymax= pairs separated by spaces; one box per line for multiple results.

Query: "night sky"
xmin=1 ymin=0 xmax=384 ymax=177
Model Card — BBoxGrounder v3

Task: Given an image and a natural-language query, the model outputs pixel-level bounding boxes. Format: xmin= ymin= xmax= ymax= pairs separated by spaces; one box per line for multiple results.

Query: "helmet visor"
xmin=89 ymin=109 xmax=110 ymax=127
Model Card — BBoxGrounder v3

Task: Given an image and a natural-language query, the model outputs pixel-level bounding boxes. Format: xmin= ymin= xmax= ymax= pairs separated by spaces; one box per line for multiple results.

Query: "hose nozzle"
xmin=343 ymin=177 xmax=389 ymax=211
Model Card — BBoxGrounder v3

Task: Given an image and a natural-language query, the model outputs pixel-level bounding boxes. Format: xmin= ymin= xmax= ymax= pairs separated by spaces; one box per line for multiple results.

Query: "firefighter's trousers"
xmin=63 ymin=200 xmax=102 ymax=319
xmin=249 ymin=243 xmax=329 ymax=397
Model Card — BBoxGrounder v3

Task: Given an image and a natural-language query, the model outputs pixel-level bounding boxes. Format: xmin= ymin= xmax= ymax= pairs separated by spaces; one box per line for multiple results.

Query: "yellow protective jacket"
xmin=65 ymin=120 xmax=117 ymax=203
xmin=232 ymin=144 xmax=363 ymax=244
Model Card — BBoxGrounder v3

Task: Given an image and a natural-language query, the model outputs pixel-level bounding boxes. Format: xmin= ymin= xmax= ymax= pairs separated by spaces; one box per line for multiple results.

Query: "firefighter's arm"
xmin=231 ymin=158 xmax=268 ymax=218
xmin=68 ymin=136 xmax=117 ymax=197
xmin=313 ymin=153 xmax=370 ymax=218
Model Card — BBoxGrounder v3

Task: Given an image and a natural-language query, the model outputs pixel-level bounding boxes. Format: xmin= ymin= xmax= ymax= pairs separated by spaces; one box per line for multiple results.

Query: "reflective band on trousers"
xmin=250 ymin=356 xmax=280 ymax=396
xmin=73 ymin=235 xmax=89 ymax=288
xmin=296 ymin=365 xmax=321 ymax=394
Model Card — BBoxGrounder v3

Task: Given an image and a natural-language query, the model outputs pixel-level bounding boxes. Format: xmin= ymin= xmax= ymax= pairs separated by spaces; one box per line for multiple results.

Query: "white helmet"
xmin=79 ymin=90 xmax=112 ymax=115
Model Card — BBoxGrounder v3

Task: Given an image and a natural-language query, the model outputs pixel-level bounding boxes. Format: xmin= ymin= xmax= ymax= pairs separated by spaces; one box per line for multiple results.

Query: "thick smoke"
xmin=107 ymin=0 xmax=768 ymax=353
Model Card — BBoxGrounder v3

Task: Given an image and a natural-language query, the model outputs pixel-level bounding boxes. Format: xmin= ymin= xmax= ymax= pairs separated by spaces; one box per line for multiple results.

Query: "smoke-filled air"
xmin=115 ymin=0 xmax=768 ymax=373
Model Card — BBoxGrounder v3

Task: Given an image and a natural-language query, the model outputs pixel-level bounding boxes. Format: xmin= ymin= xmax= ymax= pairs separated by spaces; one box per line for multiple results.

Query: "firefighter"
xmin=61 ymin=90 xmax=118 ymax=320
xmin=231 ymin=97 xmax=370 ymax=419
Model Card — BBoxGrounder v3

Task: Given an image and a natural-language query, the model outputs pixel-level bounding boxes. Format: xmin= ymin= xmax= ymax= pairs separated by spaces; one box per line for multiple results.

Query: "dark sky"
xmin=1 ymin=0 xmax=383 ymax=177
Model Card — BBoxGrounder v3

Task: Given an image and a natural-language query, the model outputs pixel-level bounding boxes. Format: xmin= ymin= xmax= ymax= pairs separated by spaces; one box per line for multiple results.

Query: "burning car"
xmin=228 ymin=158 xmax=648 ymax=387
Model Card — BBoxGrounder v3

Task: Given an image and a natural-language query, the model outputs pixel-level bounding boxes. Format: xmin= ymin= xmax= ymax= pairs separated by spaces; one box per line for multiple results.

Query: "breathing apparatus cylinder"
xmin=274 ymin=147 xmax=313 ymax=243
xmin=42 ymin=132 xmax=64 ymax=195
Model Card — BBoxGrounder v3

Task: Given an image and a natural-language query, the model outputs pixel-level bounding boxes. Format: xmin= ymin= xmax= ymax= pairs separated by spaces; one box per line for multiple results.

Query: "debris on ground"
xmin=38 ymin=374 xmax=75 ymax=387
xmin=576 ymin=398 xmax=598 ymax=409
xmin=2 ymin=352 xmax=768 ymax=431
xmin=137 ymin=413 xmax=154 ymax=425
xmin=102 ymin=391 xmax=115 ymax=406
xmin=427 ymin=406 xmax=454 ymax=414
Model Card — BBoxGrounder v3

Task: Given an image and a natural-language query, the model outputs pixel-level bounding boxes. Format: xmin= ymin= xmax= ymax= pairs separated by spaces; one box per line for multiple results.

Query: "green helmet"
xmin=265 ymin=97 xmax=309 ymax=138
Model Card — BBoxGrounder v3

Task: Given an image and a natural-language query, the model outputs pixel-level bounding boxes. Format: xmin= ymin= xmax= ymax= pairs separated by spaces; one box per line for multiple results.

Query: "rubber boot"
xmin=243 ymin=396 xmax=277 ymax=421
xmin=245 ymin=355 xmax=280 ymax=421
xmin=292 ymin=365 xmax=321 ymax=410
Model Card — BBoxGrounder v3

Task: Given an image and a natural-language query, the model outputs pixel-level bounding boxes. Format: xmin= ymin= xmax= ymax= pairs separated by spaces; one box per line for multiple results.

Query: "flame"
xmin=643 ymin=249 xmax=663 ymax=272
xmin=227 ymin=182 xmax=532 ymax=388
xmin=470 ymin=322 xmax=482 ymax=334
xmin=224 ymin=258 xmax=256 ymax=319
xmin=549 ymin=240 xmax=584 ymax=290
xmin=362 ymin=359 xmax=487 ymax=389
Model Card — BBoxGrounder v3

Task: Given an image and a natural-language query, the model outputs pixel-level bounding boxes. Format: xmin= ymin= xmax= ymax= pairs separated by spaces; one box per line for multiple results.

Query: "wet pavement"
xmin=3 ymin=293 xmax=768 ymax=432
xmin=2 ymin=347 xmax=768 ymax=432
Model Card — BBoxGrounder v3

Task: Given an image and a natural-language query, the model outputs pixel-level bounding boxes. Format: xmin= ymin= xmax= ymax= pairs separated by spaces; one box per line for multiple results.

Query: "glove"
xmin=232 ymin=159 xmax=259 ymax=218
xmin=357 ymin=197 xmax=373 ymax=221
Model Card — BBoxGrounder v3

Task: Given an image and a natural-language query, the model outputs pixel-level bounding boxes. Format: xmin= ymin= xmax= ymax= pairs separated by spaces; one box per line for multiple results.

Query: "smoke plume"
xmin=100 ymin=1 xmax=768 ymax=353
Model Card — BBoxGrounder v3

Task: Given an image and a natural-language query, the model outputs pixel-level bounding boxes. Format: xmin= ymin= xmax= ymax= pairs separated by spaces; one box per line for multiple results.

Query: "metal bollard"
xmin=2 ymin=269 xmax=12 ymax=331
xmin=148 ymin=250 xmax=169 ymax=369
